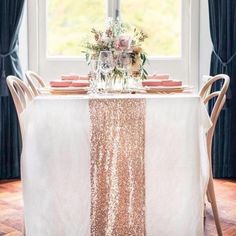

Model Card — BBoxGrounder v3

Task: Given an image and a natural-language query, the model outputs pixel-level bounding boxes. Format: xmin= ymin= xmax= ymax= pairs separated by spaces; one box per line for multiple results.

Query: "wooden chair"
xmin=7 ymin=75 xmax=34 ymax=137
xmin=25 ymin=71 xmax=46 ymax=96
xmin=199 ymin=74 xmax=230 ymax=236
xmin=7 ymin=76 xmax=33 ymax=236
xmin=201 ymin=75 xmax=213 ymax=99
xmin=7 ymin=76 xmax=34 ymax=117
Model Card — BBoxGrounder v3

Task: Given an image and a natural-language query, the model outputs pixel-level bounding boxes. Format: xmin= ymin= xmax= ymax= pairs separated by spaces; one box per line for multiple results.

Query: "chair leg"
xmin=204 ymin=203 xmax=206 ymax=228
xmin=207 ymin=176 xmax=222 ymax=236
xmin=22 ymin=216 xmax=26 ymax=236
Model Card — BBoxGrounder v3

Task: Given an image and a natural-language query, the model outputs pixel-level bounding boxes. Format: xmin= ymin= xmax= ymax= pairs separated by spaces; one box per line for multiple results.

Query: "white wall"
xmin=199 ymin=0 xmax=212 ymax=85
xmin=19 ymin=1 xmax=28 ymax=79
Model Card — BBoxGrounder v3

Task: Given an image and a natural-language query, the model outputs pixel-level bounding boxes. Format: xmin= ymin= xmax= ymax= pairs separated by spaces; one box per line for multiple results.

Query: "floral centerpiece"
xmin=83 ymin=18 xmax=148 ymax=82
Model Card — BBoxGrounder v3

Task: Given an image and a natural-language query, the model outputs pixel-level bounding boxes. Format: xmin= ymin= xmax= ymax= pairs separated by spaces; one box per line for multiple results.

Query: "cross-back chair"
xmin=7 ymin=75 xmax=33 ymax=236
xmin=7 ymin=76 xmax=34 ymax=118
xmin=201 ymin=75 xmax=213 ymax=99
xmin=25 ymin=71 xmax=46 ymax=96
xmin=199 ymin=74 xmax=230 ymax=236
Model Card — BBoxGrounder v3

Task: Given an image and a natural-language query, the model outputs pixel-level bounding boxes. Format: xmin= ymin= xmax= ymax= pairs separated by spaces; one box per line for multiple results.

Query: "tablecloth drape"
xmin=20 ymin=94 xmax=211 ymax=236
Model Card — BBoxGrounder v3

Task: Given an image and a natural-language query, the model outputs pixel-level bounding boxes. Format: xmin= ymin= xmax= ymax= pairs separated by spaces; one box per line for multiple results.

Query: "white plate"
xmin=144 ymin=85 xmax=193 ymax=90
xmin=40 ymin=86 xmax=88 ymax=91
xmin=39 ymin=87 xmax=89 ymax=95
xmin=144 ymin=85 xmax=194 ymax=94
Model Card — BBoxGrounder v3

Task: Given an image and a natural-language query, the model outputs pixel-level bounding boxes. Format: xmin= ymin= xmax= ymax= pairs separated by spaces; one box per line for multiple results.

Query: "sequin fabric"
xmin=89 ymin=98 xmax=146 ymax=236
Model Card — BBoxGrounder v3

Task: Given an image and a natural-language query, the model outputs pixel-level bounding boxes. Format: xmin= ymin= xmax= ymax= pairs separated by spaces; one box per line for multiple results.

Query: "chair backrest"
xmin=200 ymin=75 xmax=213 ymax=99
xmin=25 ymin=71 xmax=46 ymax=96
xmin=199 ymin=74 xmax=230 ymax=160
xmin=7 ymin=76 xmax=34 ymax=117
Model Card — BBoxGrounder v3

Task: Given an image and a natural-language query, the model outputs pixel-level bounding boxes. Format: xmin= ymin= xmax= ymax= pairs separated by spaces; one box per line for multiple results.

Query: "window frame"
xmin=28 ymin=0 xmax=200 ymax=88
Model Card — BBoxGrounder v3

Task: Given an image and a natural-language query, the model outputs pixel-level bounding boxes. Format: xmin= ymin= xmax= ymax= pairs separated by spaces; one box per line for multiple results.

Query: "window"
xmin=121 ymin=0 xmax=181 ymax=57
xmin=47 ymin=0 xmax=106 ymax=56
xmin=28 ymin=0 xmax=199 ymax=87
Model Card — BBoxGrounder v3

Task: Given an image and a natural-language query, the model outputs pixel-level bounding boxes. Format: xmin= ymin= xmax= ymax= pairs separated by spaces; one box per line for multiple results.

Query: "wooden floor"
xmin=0 ymin=179 xmax=235 ymax=235
xmin=0 ymin=181 xmax=23 ymax=236
xmin=205 ymin=179 xmax=236 ymax=235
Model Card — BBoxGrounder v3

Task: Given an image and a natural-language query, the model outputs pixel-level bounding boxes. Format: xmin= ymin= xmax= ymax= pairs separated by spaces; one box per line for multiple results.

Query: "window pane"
xmin=121 ymin=0 xmax=181 ymax=57
xmin=47 ymin=0 xmax=106 ymax=56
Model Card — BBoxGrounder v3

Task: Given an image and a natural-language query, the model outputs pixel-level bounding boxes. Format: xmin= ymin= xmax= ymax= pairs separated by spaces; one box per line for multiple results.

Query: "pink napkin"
xmin=147 ymin=74 xmax=170 ymax=80
xmin=142 ymin=80 xmax=163 ymax=86
xmin=61 ymin=75 xmax=80 ymax=80
xmin=71 ymin=81 xmax=90 ymax=87
xmin=61 ymin=74 xmax=89 ymax=80
xmin=50 ymin=80 xmax=72 ymax=87
xmin=161 ymin=80 xmax=182 ymax=86
xmin=78 ymin=75 xmax=89 ymax=80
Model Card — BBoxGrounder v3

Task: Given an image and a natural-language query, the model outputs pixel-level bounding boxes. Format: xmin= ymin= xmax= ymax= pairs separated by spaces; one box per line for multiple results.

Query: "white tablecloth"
xmin=20 ymin=93 xmax=211 ymax=236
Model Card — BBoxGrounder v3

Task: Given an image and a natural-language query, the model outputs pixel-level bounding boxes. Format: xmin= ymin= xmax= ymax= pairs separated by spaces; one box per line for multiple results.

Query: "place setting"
xmin=40 ymin=18 xmax=193 ymax=96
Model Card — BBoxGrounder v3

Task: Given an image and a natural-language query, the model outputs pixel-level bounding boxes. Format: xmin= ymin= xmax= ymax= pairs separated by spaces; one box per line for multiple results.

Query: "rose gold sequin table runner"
xmin=89 ymin=98 xmax=146 ymax=236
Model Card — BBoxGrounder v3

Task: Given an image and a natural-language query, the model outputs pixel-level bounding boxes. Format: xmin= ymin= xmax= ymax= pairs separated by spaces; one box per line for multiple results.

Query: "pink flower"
xmin=115 ymin=36 xmax=131 ymax=51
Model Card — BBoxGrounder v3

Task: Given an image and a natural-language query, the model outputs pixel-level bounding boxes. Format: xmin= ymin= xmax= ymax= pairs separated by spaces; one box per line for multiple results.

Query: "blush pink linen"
xmin=50 ymin=80 xmax=72 ymax=87
xmin=147 ymin=74 xmax=170 ymax=80
xmin=161 ymin=80 xmax=182 ymax=86
xmin=71 ymin=81 xmax=90 ymax=87
xmin=142 ymin=80 xmax=163 ymax=86
xmin=78 ymin=75 xmax=89 ymax=80
xmin=61 ymin=75 xmax=80 ymax=80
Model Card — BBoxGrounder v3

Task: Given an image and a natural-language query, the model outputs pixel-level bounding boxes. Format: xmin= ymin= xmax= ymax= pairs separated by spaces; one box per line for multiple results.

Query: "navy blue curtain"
xmin=0 ymin=0 xmax=25 ymax=179
xmin=208 ymin=0 xmax=236 ymax=177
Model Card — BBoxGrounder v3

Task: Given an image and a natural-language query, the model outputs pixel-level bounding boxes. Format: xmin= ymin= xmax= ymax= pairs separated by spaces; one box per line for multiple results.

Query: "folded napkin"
xmin=161 ymin=80 xmax=182 ymax=86
xmin=50 ymin=80 xmax=72 ymax=87
xmin=61 ymin=74 xmax=89 ymax=80
xmin=71 ymin=81 xmax=90 ymax=87
xmin=78 ymin=75 xmax=89 ymax=80
xmin=142 ymin=80 xmax=163 ymax=86
xmin=147 ymin=74 xmax=170 ymax=80
xmin=142 ymin=79 xmax=182 ymax=87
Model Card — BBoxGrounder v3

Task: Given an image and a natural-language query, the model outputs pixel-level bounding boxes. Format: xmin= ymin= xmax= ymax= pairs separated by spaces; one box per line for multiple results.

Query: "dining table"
xmin=20 ymin=92 xmax=211 ymax=236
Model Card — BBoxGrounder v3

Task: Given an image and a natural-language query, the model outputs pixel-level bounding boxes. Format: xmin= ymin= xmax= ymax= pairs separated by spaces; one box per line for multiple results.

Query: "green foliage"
xmin=47 ymin=0 xmax=181 ymax=57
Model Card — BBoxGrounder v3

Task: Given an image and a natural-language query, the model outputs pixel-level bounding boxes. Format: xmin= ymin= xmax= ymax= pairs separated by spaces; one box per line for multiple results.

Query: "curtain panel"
xmin=208 ymin=0 xmax=236 ymax=177
xmin=0 ymin=0 xmax=25 ymax=179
